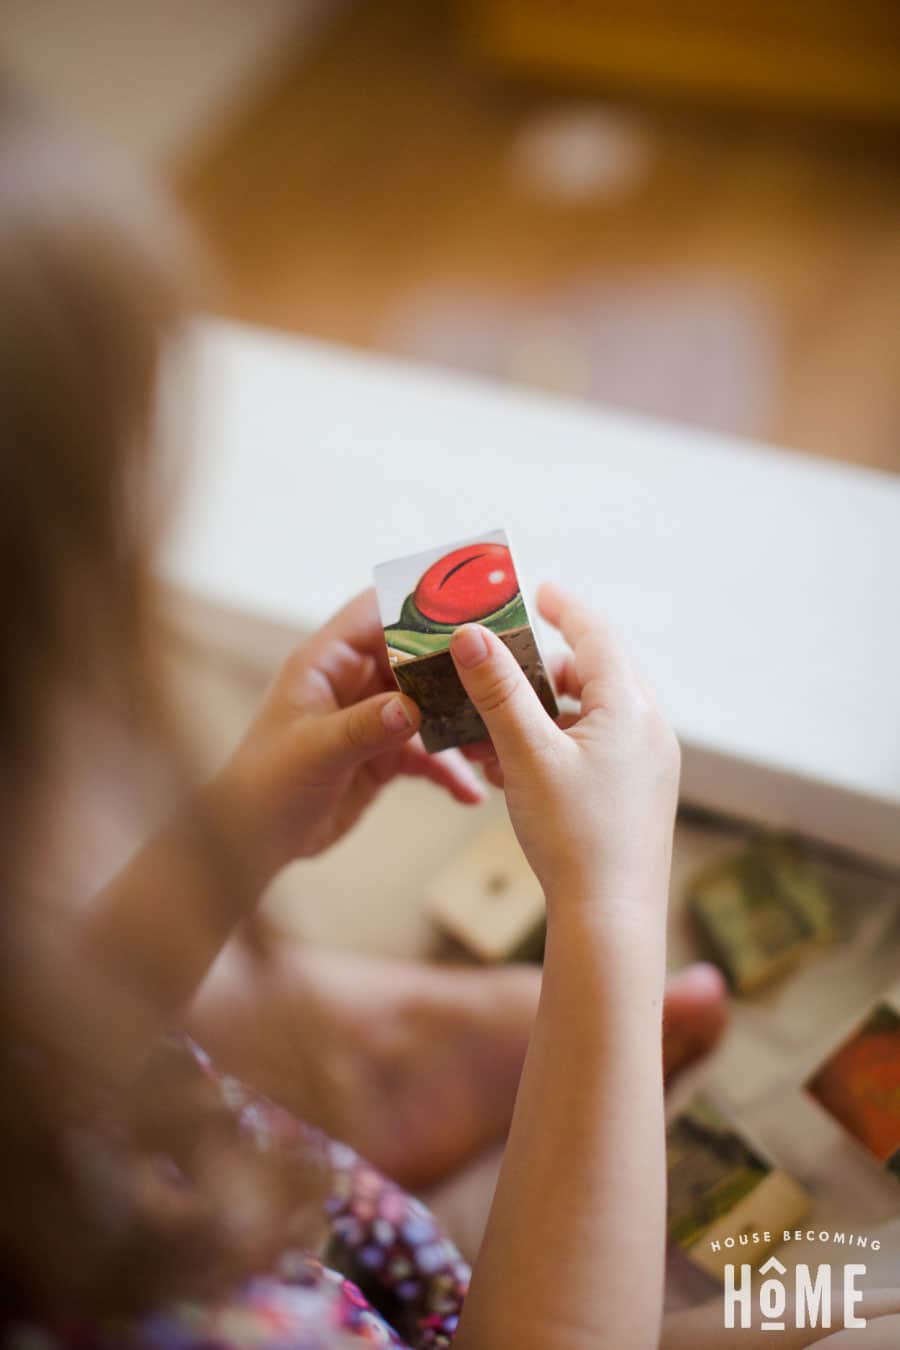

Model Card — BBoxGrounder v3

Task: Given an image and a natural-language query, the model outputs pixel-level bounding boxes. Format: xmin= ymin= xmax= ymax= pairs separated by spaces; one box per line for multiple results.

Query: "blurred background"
xmin=1 ymin=0 xmax=900 ymax=475
xmin=3 ymin=0 xmax=899 ymax=472
xmin=3 ymin=4 xmax=899 ymax=1287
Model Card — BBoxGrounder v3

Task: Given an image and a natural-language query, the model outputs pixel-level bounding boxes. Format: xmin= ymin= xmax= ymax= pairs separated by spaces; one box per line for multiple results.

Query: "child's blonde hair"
xmin=0 ymin=90 xmax=325 ymax=1317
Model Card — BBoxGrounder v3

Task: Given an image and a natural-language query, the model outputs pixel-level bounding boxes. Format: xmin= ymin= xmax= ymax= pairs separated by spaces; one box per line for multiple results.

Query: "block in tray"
xmin=426 ymin=817 xmax=546 ymax=963
xmin=667 ymin=1095 xmax=810 ymax=1281
xmin=806 ymin=995 xmax=900 ymax=1178
xmin=687 ymin=836 xmax=835 ymax=994
xmin=374 ymin=529 xmax=557 ymax=752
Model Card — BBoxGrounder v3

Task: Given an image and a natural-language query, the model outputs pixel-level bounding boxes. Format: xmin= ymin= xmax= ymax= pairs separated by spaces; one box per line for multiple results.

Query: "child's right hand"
xmin=451 ymin=585 xmax=677 ymax=1350
xmin=450 ymin=583 xmax=680 ymax=918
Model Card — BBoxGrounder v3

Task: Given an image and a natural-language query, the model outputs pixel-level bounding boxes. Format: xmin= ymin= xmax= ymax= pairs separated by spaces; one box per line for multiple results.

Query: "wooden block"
xmin=687 ymin=1171 xmax=812 ymax=1281
xmin=392 ymin=626 xmax=556 ymax=754
xmin=667 ymin=1096 xmax=811 ymax=1281
xmin=687 ymin=836 xmax=834 ymax=993
xmin=374 ymin=530 xmax=557 ymax=753
xmin=426 ymin=817 xmax=546 ymax=962
xmin=806 ymin=994 xmax=900 ymax=1179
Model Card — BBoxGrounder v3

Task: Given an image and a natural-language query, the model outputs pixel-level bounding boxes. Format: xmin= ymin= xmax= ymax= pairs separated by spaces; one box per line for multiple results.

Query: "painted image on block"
xmin=807 ymin=1001 xmax=900 ymax=1170
xmin=374 ymin=530 xmax=557 ymax=752
xmin=667 ymin=1097 xmax=771 ymax=1251
xmin=687 ymin=837 xmax=834 ymax=994
xmin=375 ymin=530 xmax=527 ymax=665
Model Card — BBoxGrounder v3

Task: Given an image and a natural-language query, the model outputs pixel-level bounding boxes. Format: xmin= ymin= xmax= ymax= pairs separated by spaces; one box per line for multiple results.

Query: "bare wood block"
xmin=426 ymin=817 xmax=546 ymax=962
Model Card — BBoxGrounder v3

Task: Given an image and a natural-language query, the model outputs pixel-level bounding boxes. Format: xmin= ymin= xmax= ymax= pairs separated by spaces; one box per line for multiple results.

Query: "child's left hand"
xmin=209 ymin=590 xmax=484 ymax=881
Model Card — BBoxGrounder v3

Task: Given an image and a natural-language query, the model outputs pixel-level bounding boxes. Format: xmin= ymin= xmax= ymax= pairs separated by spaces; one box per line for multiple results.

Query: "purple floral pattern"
xmin=6 ymin=1039 xmax=469 ymax=1350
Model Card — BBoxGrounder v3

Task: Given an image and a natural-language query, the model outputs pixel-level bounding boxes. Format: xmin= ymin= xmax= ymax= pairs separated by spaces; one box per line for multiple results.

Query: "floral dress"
xmin=6 ymin=1041 xmax=469 ymax=1350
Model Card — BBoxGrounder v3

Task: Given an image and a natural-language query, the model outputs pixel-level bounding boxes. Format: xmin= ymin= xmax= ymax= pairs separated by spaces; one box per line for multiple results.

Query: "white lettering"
xmin=760 ymin=1275 xmax=787 ymax=1331
xmin=724 ymin=1265 xmax=753 ymax=1329
xmin=844 ymin=1265 xmax=866 ymax=1329
xmin=796 ymin=1264 xmax=831 ymax=1328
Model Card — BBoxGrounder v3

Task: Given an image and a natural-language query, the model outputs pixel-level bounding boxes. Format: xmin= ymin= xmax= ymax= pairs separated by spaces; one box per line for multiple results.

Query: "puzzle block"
xmin=426 ymin=817 xmax=546 ymax=962
xmin=806 ymin=995 xmax=900 ymax=1180
xmin=687 ymin=836 xmax=834 ymax=993
xmin=667 ymin=1096 xmax=811 ymax=1281
xmin=374 ymin=530 xmax=557 ymax=752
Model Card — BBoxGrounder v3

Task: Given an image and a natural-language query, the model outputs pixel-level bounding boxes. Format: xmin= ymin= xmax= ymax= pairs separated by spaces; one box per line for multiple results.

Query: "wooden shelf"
xmin=463 ymin=0 xmax=900 ymax=121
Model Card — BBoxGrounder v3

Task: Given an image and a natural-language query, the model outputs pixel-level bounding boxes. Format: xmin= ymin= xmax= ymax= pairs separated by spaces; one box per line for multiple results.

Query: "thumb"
xmin=450 ymin=625 xmax=556 ymax=766
xmin=313 ymin=691 xmax=420 ymax=769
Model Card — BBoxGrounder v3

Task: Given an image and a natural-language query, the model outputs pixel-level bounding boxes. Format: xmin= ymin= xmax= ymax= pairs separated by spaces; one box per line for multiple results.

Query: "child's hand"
xmin=450 ymin=583 xmax=679 ymax=914
xmin=210 ymin=590 xmax=484 ymax=880
xmin=450 ymin=587 xmax=677 ymax=1350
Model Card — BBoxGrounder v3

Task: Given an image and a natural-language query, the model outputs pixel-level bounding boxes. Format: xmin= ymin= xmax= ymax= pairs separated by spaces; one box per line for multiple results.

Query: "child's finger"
xmin=537 ymin=583 xmax=633 ymax=713
xmin=304 ymin=589 xmax=395 ymax=688
xmin=313 ymin=691 xmax=421 ymax=769
xmin=319 ymin=588 xmax=389 ymax=660
xmin=275 ymin=636 xmax=387 ymax=719
xmin=549 ymin=651 xmax=581 ymax=701
xmin=449 ymin=625 xmax=559 ymax=770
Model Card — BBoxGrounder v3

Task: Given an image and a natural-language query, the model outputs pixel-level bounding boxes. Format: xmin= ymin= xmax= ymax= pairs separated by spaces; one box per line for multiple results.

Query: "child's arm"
xmin=73 ymin=591 xmax=483 ymax=1081
xmin=451 ymin=586 xmax=678 ymax=1350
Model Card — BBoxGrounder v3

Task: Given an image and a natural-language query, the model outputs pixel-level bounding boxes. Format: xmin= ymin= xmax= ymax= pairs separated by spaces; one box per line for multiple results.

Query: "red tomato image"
xmin=414 ymin=542 xmax=519 ymax=625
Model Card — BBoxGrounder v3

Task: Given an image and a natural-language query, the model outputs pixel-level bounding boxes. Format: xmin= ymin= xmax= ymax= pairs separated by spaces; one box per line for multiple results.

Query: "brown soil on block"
xmin=393 ymin=625 xmax=558 ymax=752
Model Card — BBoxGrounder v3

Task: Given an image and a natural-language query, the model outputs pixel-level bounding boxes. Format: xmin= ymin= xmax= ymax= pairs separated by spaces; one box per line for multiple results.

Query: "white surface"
xmin=163 ymin=319 xmax=900 ymax=865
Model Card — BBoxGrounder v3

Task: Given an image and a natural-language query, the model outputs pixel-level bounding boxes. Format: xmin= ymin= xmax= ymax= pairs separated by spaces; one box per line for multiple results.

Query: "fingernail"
xmin=686 ymin=962 xmax=728 ymax=997
xmin=382 ymin=696 xmax=413 ymax=733
xmin=452 ymin=625 xmax=489 ymax=669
